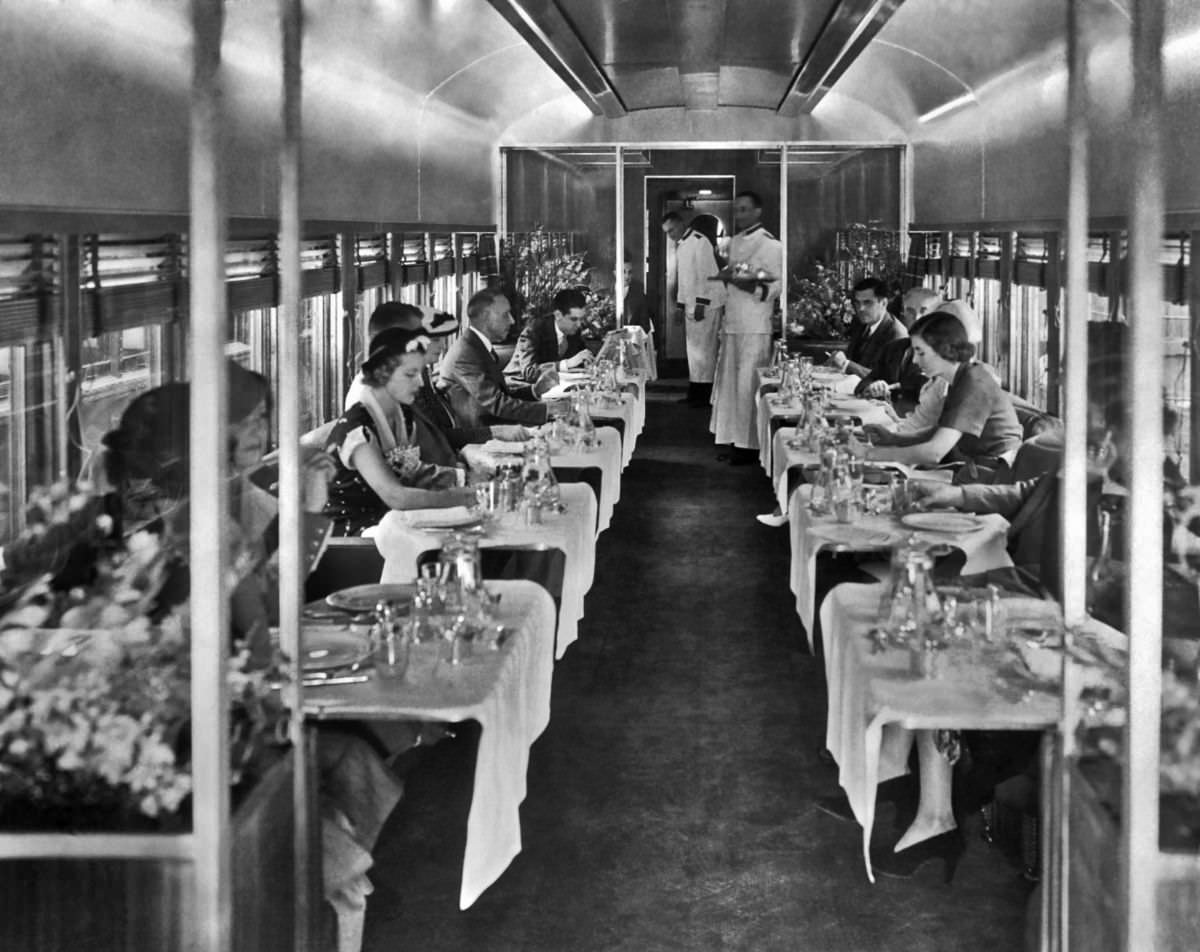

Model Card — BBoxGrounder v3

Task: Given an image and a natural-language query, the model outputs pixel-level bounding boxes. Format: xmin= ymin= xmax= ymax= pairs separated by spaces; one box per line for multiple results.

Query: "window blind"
xmin=83 ymin=234 xmax=184 ymax=334
xmin=0 ymin=235 xmax=61 ymax=346
xmin=975 ymin=233 xmax=1004 ymax=280
xmin=301 ymin=235 xmax=340 ymax=297
xmin=399 ymin=232 xmax=427 ymax=285
xmin=355 ymin=233 xmax=389 ymax=291
xmin=459 ymin=233 xmax=479 ymax=274
xmin=431 ymin=234 xmax=454 ymax=278
xmin=225 ymin=236 xmax=278 ymax=312
xmin=1014 ymin=233 xmax=1049 ymax=288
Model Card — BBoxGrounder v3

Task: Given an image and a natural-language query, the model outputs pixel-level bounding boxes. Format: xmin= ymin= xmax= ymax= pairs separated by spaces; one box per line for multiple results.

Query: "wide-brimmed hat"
xmin=419 ymin=305 xmax=459 ymax=337
xmin=362 ymin=327 xmax=432 ymax=376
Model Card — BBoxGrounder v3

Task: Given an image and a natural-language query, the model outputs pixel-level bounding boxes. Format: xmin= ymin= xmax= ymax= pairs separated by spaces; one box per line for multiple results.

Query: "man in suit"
xmin=440 ymin=288 xmax=557 ymax=427
xmin=504 ymin=287 xmax=594 ymax=383
xmin=826 ymin=276 xmax=908 ymax=379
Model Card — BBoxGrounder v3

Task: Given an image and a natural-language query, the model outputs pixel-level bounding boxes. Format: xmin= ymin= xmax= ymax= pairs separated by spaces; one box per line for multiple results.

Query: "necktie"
xmin=558 ymin=336 xmax=567 ymax=358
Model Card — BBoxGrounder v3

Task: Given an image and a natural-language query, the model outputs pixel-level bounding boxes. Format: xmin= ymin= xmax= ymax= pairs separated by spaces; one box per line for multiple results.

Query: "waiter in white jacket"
xmin=663 ymin=212 xmax=724 ymax=407
xmin=710 ymin=190 xmax=781 ymax=465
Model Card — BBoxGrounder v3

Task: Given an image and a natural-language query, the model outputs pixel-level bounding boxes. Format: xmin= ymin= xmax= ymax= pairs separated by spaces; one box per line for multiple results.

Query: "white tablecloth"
xmin=788 ymin=484 xmax=1013 ymax=646
xmin=754 ymin=380 xmax=889 ymax=473
xmin=303 ymin=580 xmax=556 ymax=909
xmin=371 ymin=482 xmax=597 ymax=658
xmin=591 ymin=394 xmax=640 ymax=468
xmin=818 ymin=583 xmax=1064 ymax=881
xmin=552 ymin=426 xmax=622 ymax=535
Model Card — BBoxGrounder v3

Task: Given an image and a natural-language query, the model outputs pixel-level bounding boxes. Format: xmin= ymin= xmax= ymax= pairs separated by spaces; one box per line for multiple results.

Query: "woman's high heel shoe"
xmin=870 ymin=829 xmax=965 ymax=883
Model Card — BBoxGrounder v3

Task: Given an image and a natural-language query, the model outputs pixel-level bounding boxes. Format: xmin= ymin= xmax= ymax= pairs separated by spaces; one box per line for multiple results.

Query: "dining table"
xmin=788 ymin=483 xmax=1013 ymax=647
xmin=303 ymin=579 xmax=557 ymax=910
xmin=817 ymin=581 xmax=1124 ymax=886
xmin=369 ymin=481 xmax=597 ymax=658
xmin=753 ymin=368 xmax=882 ymax=473
xmin=541 ymin=373 xmax=646 ymax=469
xmin=477 ymin=425 xmax=623 ymax=536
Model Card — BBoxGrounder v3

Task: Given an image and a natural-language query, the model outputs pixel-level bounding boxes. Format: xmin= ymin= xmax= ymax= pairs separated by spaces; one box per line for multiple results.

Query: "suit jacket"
xmin=440 ymin=328 xmax=550 ymax=427
xmin=413 ymin=371 xmax=492 ymax=449
xmin=623 ymin=280 xmax=651 ymax=331
xmin=844 ymin=312 xmax=908 ymax=378
xmin=855 ymin=337 xmax=926 ymax=411
xmin=504 ymin=314 xmax=588 ymax=383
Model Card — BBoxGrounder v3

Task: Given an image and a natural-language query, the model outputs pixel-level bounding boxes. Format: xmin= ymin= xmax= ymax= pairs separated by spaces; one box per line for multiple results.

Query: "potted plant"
xmin=785 ymin=261 xmax=854 ymax=359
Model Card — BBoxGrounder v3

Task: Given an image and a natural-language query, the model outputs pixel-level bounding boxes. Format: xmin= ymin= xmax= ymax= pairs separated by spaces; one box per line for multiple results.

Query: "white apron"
xmin=675 ymin=228 xmax=724 ymax=384
xmin=709 ymin=223 xmax=781 ymax=448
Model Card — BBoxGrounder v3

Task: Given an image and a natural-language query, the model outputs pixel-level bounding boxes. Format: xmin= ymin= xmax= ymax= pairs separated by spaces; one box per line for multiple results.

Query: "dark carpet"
xmin=364 ymin=381 xmax=1034 ymax=951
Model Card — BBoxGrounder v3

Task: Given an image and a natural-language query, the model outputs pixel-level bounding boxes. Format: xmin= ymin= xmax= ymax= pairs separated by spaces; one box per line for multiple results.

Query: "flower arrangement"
xmin=786 ymin=262 xmax=854 ymax=340
xmin=0 ymin=481 xmax=287 ymax=831
xmin=500 ymin=227 xmax=615 ymax=340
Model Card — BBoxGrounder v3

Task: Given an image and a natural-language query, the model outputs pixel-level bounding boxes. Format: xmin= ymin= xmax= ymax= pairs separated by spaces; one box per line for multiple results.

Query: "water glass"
xmin=373 ymin=627 xmax=410 ymax=680
xmin=890 ymin=475 xmax=910 ymax=515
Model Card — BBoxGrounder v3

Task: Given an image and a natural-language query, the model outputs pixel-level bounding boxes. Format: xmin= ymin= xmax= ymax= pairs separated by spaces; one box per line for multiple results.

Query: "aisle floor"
xmin=364 ymin=381 xmax=1034 ymax=951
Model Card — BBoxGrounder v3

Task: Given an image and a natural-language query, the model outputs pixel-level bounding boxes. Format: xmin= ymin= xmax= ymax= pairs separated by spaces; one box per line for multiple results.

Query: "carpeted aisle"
xmin=363 ymin=380 xmax=1033 ymax=952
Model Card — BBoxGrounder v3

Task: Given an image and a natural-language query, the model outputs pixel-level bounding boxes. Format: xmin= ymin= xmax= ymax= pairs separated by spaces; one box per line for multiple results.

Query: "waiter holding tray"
xmin=710 ymin=190 xmax=782 ymax=466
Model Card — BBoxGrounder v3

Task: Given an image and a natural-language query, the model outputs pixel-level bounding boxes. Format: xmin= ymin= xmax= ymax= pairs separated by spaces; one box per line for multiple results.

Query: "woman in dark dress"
xmin=324 ymin=327 xmax=476 ymax=535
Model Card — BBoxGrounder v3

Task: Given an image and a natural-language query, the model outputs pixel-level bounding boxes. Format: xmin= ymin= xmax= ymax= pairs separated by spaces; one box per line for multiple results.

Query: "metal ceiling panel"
xmin=717 ymin=65 xmax=793 ymax=108
xmin=607 ymin=66 xmax=685 ymax=111
xmin=555 ymin=0 xmax=677 ymax=66
xmin=718 ymin=0 xmax=839 ymax=64
xmin=681 ymin=71 xmax=721 ymax=110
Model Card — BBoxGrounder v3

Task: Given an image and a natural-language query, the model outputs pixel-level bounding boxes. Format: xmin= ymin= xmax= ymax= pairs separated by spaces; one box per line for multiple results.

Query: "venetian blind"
xmin=83 ymin=234 xmax=184 ymax=334
xmin=0 ymin=235 xmax=61 ymax=346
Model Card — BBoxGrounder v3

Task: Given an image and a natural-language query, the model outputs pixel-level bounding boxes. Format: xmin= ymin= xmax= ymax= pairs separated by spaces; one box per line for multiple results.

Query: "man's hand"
xmin=490 ymin=425 xmax=533 ymax=442
xmin=533 ymin=367 xmax=560 ymax=397
xmin=564 ymin=349 xmax=594 ymax=370
xmin=826 ymin=350 xmax=849 ymax=371
xmin=459 ymin=445 xmax=498 ymax=477
xmin=907 ymin=481 xmax=965 ymax=510
xmin=861 ymin=379 xmax=890 ymax=399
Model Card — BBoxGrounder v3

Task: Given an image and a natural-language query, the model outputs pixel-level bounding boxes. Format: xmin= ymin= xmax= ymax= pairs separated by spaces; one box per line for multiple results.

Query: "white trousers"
xmin=684 ymin=306 xmax=721 ymax=383
xmin=710 ymin=332 xmax=772 ymax=449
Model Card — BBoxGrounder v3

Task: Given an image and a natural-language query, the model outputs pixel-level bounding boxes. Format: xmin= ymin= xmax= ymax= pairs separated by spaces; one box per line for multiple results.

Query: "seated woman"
xmin=99 ymin=365 xmax=410 ymax=946
xmin=863 ymin=311 xmax=1022 ymax=475
xmin=325 ymin=327 xmax=476 ymax=535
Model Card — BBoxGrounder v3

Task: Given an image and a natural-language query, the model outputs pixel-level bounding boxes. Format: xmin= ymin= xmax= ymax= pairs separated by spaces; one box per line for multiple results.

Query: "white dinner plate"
xmin=403 ymin=507 xmax=482 ymax=531
xmin=300 ymin=625 xmax=371 ymax=672
xmin=326 ymin=582 xmax=417 ymax=613
xmin=900 ymin=512 xmax=984 ymax=533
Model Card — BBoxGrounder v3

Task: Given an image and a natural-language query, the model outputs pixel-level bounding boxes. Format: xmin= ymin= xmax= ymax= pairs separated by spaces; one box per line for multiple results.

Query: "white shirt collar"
xmin=469 ymin=325 xmax=494 ymax=354
xmin=554 ymin=321 xmax=566 ymax=347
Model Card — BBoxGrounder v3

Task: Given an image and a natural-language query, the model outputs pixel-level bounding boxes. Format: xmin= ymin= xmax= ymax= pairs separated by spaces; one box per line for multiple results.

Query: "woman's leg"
xmin=893 ymin=729 xmax=957 ymax=852
xmin=878 ymin=724 xmax=914 ymax=783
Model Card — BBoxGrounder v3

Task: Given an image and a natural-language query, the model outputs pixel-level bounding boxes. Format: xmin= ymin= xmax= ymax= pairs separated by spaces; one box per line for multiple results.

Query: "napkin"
xmin=399 ymin=506 xmax=476 ymax=529
xmin=479 ymin=439 xmax=527 ymax=454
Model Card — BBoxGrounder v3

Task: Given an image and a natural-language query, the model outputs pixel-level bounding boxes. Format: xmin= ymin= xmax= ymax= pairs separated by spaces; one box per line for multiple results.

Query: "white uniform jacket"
xmin=674 ymin=228 xmax=725 ymax=313
xmin=723 ymin=224 xmax=782 ymax=334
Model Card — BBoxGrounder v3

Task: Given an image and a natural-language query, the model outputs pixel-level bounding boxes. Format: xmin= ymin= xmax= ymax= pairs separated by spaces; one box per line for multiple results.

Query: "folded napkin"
xmin=399 ymin=506 xmax=477 ymax=529
xmin=479 ymin=439 xmax=527 ymax=454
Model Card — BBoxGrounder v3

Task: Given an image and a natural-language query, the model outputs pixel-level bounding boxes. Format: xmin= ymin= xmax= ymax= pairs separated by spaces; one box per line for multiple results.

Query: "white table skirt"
xmin=789 ymin=484 xmax=1013 ymax=646
xmin=552 ymin=426 xmax=622 ymax=535
xmin=819 ymin=583 xmax=1065 ymax=882
xmin=371 ymin=482 xmax=597 ymax=658
xmin=304 ymin=580 xmax=556 ymax=909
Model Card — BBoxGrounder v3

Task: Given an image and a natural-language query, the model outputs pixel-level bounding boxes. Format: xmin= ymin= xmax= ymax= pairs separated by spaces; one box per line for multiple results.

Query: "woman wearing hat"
xmin=325 ymin=327 xmax=476 ymax=535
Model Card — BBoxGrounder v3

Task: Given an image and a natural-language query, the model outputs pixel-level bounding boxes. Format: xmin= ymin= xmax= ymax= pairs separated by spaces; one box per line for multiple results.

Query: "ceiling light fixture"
xmin=918 ymin=92 xmax=976 ymax=124
xmin=697 ymin=188 xmax=713 ymax=196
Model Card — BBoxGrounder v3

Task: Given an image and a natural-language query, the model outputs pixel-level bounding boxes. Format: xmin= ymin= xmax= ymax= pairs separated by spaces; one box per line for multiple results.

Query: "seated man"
xmin=825 ymin=276 xmax=908 ymax=379
xmin=504 ymin=287 xmax=594 ymax=383
xmin=854 ymin=337 xmax=927 ymax=413
xmin=440 ymin=288 xmax=557 ymax=427
xmin=901 ymin=287 xmax=943 ymax=328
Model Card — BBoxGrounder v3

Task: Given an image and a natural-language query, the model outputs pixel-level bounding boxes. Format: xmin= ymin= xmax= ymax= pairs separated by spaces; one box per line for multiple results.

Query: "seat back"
xmin=304 ymin=536 xmax=384 ymax=602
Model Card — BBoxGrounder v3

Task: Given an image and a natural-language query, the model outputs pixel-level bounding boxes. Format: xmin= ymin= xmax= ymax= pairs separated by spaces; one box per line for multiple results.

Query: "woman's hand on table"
xmin=907 ymin=481 xmax=965 ymax=510
xmin=862 ymin=422 xmax=896 ymax=446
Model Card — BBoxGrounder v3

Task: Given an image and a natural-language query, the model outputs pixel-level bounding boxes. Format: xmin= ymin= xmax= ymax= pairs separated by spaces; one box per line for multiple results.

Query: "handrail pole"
xmin=615 ymin=146 xmax=625 ymax=326
xmin=278 ymin=0 xmax=309 ymax=948
xmin=1123 ymin=1 xmax=1165 ymax=948
xmin=188 ymin=2 xmax=231 ymax=951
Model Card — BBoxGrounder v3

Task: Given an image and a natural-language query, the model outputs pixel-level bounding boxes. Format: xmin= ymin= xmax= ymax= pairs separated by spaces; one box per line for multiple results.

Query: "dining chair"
xmin=305 ymin=536 xmax=384 ymax=602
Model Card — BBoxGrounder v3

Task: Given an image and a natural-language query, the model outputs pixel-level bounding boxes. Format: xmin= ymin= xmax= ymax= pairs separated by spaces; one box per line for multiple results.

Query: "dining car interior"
xmin=2 ymin=0 xmax=1200 ymax=950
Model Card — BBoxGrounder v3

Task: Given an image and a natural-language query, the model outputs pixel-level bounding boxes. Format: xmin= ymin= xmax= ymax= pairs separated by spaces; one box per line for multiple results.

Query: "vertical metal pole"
xmin=615 ymin=146 xmax=625 ymax=326
xmin=278 ymin=1 xmax=309 ymax=948
xmin=1058 ymin=2 xmax=1093 ymax=946
xmin=188 ymin=3 xmax=231 ymax=952
xmin=1123 ymin=1 xmax=1165 ymax=948
xmin=779 ymin=144 xmax=789 ymax=330
xmin=1189 ymin=230 xmax=1200 ymax=481
xmin=1045 ymin=232 xmax=1062 ymax=416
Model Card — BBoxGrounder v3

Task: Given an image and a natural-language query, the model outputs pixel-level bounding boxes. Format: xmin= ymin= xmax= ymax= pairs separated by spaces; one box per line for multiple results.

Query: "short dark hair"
xmin=852 ymin=276 xmax=890 ymax=300
xmin=367 ymin=301 xmax=422 ymax=338
xmin=910 ymin=311 xmax=975 ymax=362
xmin=735 ymin=190 xmax=763 ymax=209
xmin=552 ymin=288 xmax=587 ymax=314
xmin=661 ymin=211 xmax=683 ymax=225
xmin=361 ymin=327 xmax=430 ymax=387
xmin=467 ymin=288 xmax=506 ymax=324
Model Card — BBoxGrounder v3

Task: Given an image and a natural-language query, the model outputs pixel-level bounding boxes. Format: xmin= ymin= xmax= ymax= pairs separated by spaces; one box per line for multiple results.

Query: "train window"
xmin=78 ymin=324 xmax=166 ymax=460
xmin=973 ymin=276 xmax=1003 ymax=375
